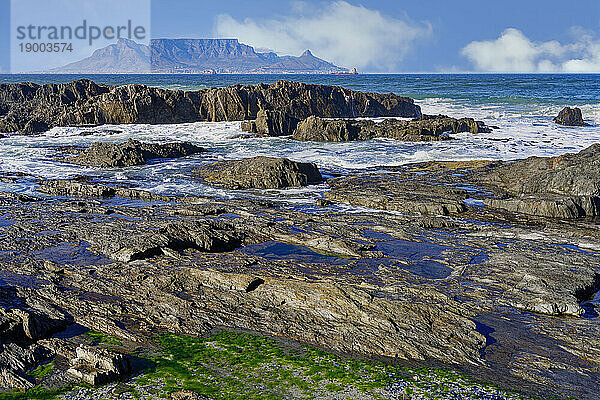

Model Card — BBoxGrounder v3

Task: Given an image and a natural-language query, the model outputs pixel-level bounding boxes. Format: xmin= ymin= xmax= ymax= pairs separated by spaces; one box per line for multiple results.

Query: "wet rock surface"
xmin=193 ymin=156 xmax=323 ymax=189
xmin=554 ymin=106 xmax=588 ymax=126
xmin=292 ymin=114 xmax=491 ymax=142
xmin=63 ymin=139 xmax=206 ymax=167
xmin=0 ymin=147 xmax=599 ymax=399
xmin=326 ymin=174 xmax=469 ymax=215
xmin=477 ymin=144 xmax=600 ymax=217
xmin=0 ymin=79 xmax=421 ymax=134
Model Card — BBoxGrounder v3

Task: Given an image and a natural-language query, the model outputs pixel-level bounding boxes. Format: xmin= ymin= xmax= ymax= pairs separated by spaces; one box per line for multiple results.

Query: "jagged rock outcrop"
xmin=241 ymin=109 xmax=300 ymax=137
xmin=63 ymin=139 xmax=206 ymax=167
xmin=67 ymin=345 xmax=131 ymax=385
xmin=194 ymin=156 xmax=322 ymax=189
xmin=0 ymin=286 xmax=73 ymax=390
xmin=554 ymin=107 xmax=588 ymax=126
xmin=292 ymin=114 xmax=491 ymax=142
xmin=102 ymin=220 xmax=244 ymax=262
xmin=479 ymin=144 xmax=600 ymax=218
xmin=0 ymin=290 xmax=72 ymax=341
xmin=0 ymin=79 xmax=421 ymax=134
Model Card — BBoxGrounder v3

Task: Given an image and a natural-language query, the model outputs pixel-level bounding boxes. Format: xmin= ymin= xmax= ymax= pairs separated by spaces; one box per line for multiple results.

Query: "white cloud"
xmin=214 ymin=1 xmax=431 ymax=72
xmin=462 ymin=28 xmax=600 ymax=73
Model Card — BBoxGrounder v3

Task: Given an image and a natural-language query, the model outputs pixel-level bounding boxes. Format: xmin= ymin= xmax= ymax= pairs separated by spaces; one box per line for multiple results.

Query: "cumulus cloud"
xmin=214 ymin=1 xmax=431 ymax=72
xmin=462 ymin=28 xmax=600 ymax=73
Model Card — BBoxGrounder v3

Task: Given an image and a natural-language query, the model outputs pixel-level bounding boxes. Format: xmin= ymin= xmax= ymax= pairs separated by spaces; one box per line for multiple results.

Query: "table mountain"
xmin=55 ymin=38 xmax=348 ymax=74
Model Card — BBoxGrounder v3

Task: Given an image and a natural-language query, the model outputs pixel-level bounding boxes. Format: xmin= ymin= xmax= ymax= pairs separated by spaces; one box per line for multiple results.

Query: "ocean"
xmin=1 ymin=73 xmax=599 ymax=205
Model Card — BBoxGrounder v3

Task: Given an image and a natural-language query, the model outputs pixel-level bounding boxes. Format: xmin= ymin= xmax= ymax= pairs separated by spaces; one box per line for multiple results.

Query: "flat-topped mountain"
xmin=55 ymin=38 xmax=347 ymax=74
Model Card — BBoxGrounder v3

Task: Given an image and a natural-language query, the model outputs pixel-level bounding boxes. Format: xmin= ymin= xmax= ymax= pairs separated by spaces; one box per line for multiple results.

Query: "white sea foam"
xmin=1 ymin=99 xmax=599 ymax=201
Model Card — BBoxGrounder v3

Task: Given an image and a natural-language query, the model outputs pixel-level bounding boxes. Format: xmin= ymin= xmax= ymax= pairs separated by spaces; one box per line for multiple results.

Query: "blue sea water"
xmin=2 ymin=73 xmax=600 ymax=105
xmin=0 ymin=73 xmax=599 ymax=202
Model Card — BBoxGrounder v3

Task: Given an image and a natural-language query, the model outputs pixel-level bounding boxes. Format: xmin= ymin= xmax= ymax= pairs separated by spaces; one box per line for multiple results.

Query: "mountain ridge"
xmin=54 ymin=38 xmax=348 ymax=74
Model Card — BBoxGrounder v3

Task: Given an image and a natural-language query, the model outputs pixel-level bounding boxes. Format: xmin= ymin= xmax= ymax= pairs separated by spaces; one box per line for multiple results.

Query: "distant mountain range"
xmin=54 ymin=39 xmax=348 ymax=74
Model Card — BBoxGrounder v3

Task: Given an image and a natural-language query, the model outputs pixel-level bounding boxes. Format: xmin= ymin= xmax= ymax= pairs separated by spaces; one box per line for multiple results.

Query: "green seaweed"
xmin=27 ymin=362 xmax=54 ymax=380
xmin=83 ymin=330 xmax=123 ymax=346
xmin=4 ymin=331 xmax=544 ymax=400
xmin=0 ymin=387 xmax=69 ymax=400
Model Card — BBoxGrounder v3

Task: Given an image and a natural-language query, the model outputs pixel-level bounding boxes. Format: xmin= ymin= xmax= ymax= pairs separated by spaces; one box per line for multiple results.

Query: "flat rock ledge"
xmin=326 ymin=175 xmax=469 ymax=215
xmin=193 ymin=156 xmax=322 ymax=189
xmin=63 ymin=139 xmax=206 ymax=167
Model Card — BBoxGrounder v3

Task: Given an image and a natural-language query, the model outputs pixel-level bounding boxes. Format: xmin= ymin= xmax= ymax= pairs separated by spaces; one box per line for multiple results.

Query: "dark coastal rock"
xmin=479 ymin=144 xmax=600 ymax=218
xmin=484 ymin=195 xmax=600 ymax=219
xmin=0 ymin=286 xmax=73 ymax=390
xmin=0 ymin=292 xmax=72 ymax=341
xmin=292 ymin=116 xmax=361 ymax=142
xmin=489 ymin=145 xmax=600 ymax=196
xmin=292 ymin=114 xmax=491 ymax=142
xmin=21 ymin=120 xmax=49 ymax=134
xmin=193 ymin=156 xmax=322 ymax=189
xmin=63 ymin=139 xmax=206 ymax=167
xmin=38 ymin=179 xmax=120 ymax=198
xmin=241 ymin=109 xmax=300 ymax=137
xmin=0 ymin=79 xmax=421 ymax=134
xmin=554 ymin=107 xmax=588 ymax=126
xmin=326 ymin=174 xmax=469 ymax=215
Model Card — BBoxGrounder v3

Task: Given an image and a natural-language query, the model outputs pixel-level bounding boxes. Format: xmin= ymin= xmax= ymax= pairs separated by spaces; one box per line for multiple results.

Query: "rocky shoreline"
xmin=0 ymin=80 xmax=598 ymax=400
xmin=0 ymin=80 xmax=421 ymax=134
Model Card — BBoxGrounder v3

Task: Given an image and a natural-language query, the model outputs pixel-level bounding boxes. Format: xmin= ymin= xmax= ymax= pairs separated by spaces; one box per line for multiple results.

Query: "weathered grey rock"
xmin=0 ymin=79 xmax=421 ymax=134
xmin=0 ymin=367 xmax=35 ymax=390
xmin=0 ymin=302 xmax=71 ymax=341
xmin=292 ymin=114 xmax=491 ymax=142
xmin=479 ymin=144 xmax=600 ymax=217
xmin=326 ymin=174 xmax=469 ymax=215
xmin=67 ymin=345 xmax=131 ymax=386
xmin=292 ymin=116 xmax=361 ymax=142
xmin=38 ymin=179 xmax=118 ymax=198
xmin=193 ymin=156 xmax=322 ymax=189
xmin=0 ymin=343 xmax=53 ymax=374
xmin=241 ymin=109 xmax=300 ymax=137
xmin=107 ymin=221 xmax=244 ymax=262
xmin=63 ymin=139 xmax=206 ymax=167
xmin=554 ymin=107 xmax=588 ymax=126
xmin=0 ymin=286 xmax=74 ymax=390
xmin=484 ymin=195 xmax=600 ymax=219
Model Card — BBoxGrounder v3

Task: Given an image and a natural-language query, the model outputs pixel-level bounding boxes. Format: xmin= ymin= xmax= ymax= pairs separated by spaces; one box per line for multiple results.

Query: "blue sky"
xmin=2 ymin=0 xmax=600 ymax=73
